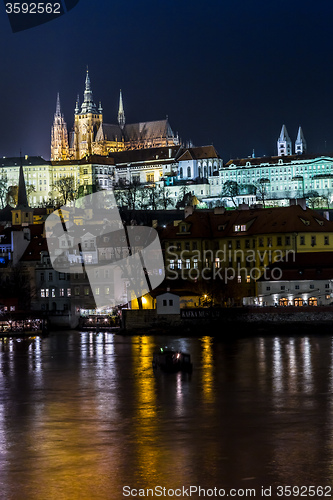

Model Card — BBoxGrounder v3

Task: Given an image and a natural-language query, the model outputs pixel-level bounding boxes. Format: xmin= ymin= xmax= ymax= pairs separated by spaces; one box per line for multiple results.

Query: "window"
xmin=311 ymin=236 xmax=316 ymax=246
xmin=300 ymin=236 xmax=305 ymax=245
xmin=193 ymin=258 xmax=198 ymax=269
xmin=258 ymin=238 xmax=264 ymax=247
xmin=163 ymin=300 xmax=167 ymax=306
xmin=169 ymin=260 xmax=175 ymax=269
xmin=185 ymin=259 xmax=191 ymax=269
xmin=285 ymin=236 xmax=290 ymax=245
xmin=84 ymin=287 xmax=90 ymax=295
xmin=266 ymin=286 xmax=270 ymax=291
xmin=75 ymin=287 xmax=80 ymax=296
xmin=169 ymin=300 xmax=174 ymax=306
xmin=192 ymin=242 xmax=197 ymax=250
xmin=177 ymin=259 xmax=182 ymax=269
xmin=281 ymin=285 xmax=285 ymax=291
xmin=325 ymin=236 xmax=329 ymax=245
xmin=105 ymin=287 xmax=110 ymax=295
xmin=60 ymin=288 xmax=65 ymax=297
xmin=48 ymin=272 xmax=53 ymax=281
xmin=67 ymin=288 xmax=71 ymax=296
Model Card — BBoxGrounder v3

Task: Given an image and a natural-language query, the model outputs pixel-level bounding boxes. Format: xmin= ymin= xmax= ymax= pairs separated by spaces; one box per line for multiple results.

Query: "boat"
xmin=152 ymin=347 xmax=193 ymax=373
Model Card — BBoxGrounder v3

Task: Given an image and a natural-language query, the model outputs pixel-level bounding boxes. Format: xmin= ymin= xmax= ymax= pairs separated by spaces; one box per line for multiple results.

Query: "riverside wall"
xmin=122 ymin=306 xmax=333 ymax=334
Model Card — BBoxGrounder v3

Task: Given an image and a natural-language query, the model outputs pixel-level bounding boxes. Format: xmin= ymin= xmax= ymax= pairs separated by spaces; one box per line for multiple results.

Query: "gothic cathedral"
xmin=51 ymin=69 xmax=180 ymax=161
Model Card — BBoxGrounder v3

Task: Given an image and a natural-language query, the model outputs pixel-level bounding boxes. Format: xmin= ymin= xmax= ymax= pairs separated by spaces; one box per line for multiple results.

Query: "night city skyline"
xmin=1 ymin=0 xmax=333 ymax=162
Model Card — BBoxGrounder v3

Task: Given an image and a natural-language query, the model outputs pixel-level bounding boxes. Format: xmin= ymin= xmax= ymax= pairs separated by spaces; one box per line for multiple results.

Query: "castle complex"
xmin=50 ymin=70 xmax=180 ymax=161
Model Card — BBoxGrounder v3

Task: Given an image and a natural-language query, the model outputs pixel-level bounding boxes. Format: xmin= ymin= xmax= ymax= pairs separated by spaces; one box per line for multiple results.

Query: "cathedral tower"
xmin=277 ymin=124 xmax=292 ymax=156
xmin=73 ymin=69 xmax=103 ymax=159
xmin=51 ymin=93 xmax=69 ymax=161
xmin=295 ymin=126 xmax=307 ymax=155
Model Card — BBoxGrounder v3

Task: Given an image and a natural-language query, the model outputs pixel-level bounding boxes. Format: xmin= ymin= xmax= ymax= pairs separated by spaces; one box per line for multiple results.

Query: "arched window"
xmin=187 ymin=166 xmax=191 ymax=178
xmin=179 ymin=167 xmax=183 ymax=179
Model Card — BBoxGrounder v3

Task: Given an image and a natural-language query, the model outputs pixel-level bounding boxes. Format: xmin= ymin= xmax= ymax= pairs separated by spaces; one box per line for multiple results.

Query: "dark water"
xmin=0 ymin=331 xmax=333 ymax=499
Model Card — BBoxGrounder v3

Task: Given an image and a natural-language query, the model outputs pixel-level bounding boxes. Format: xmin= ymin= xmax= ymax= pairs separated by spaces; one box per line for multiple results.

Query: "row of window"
xmin=40 ymin=286 xmax=112 ymax=297
xmin=266 ymin=283 xmax=330 ymax=291
xmin=168 ymin=235 xmax=329 ymax=251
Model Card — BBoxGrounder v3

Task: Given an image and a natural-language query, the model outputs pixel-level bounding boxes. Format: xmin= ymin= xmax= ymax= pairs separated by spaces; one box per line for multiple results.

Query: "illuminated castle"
xmin=51 ymin=70 xmax=180 ymax=161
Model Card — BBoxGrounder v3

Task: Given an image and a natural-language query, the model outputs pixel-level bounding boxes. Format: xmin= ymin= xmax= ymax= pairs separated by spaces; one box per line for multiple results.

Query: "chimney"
xmin=184 ymin=206 xmax=194 ymax=218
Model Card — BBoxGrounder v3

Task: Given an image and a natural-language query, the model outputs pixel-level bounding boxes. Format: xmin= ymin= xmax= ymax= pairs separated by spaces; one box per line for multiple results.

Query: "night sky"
xmin=1 ymin=0 xmax=333 ymax=162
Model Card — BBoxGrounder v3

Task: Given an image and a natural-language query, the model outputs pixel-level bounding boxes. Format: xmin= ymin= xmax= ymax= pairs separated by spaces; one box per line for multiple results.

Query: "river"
xmin=0 ymin=331 xmax=333 ymax=499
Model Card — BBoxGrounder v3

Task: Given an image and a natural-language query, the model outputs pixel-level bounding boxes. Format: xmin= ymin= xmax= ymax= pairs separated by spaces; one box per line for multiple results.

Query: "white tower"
xmin=277 ymin=125 xmax=292 ymax=156
xmin=295 ymin=126 xmax=307 ymax=155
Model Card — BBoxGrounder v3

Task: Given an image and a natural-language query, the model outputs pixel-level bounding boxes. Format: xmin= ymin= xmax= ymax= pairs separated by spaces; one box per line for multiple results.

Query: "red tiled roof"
xmin=160 ymin=205 xmax=333 ymax=240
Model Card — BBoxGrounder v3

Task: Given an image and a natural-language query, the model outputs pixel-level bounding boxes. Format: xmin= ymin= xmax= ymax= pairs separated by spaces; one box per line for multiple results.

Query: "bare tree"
xmin=6 ymin=185 xmax=18 ymax=206
xmin=253 ymin=178 xmax=270 ymax=208
xmin=52 ymin=176 xmax=78 ymax=205
xmin=159 ymin=185 xmax=174 ymax=209
xmin=220 ymin=180 xmax=240 ymax=207
xmin=304 ymin=190 xmax=320 ymax=209
xmin=0 ymin=174 xmax=8 ymax=208
xmin=113 ymin=178 xmax=143 ymax=210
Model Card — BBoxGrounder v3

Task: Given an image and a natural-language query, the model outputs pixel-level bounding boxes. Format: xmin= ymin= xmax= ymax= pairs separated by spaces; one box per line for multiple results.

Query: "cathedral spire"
xmin=75 ymin=94 xmax=80 ymax=115
xmin=51 ymin=93 xmax=69 ymax=161
xmin=118 ymin=89 xmax=125 ymax=130
xmin=81 ymin=67 xmax=97 ymax=114
xmin=277 ymin=124 xmax=292 ymax=156
xmin=56 ymin=92 xmax=61 ymax=116
xmin=295 ymin=126 xmax=307 ymax=155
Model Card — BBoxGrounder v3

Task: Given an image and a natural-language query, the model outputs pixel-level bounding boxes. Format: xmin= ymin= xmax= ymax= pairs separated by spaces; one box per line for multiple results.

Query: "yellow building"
xmin=161 ymin=204 xmax=333 ymax=301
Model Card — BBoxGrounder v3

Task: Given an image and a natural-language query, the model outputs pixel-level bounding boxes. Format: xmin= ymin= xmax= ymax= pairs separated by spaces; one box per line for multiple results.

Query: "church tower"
xmin=277 ymin=124 xmax=292 ymax=156
xmin=74 ymin=69 xmax=103 ymax=159
xmin=11 ymin=160 xmax=34 ymax=226
xmin=51 ymin=93 xmax=69 ymax=161
xmin=295 ymin=126 xmax=307 ymax=155
xmin=118 ymin=89 xmax=125 ymax=130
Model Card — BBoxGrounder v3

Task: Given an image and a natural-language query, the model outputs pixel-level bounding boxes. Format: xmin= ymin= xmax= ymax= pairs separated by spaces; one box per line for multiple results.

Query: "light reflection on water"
xmin=0 ymin=332 xmax=333 ymax=499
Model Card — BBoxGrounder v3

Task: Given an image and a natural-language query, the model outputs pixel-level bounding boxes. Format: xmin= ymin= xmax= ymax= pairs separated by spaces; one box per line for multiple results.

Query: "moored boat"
xmin=152 ymin=348 xmax=193 ymax=373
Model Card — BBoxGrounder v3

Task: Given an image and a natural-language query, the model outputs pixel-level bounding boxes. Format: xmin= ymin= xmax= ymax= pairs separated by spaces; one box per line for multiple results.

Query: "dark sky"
xmin=1 ymin=0 xmax=333 ymax=162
